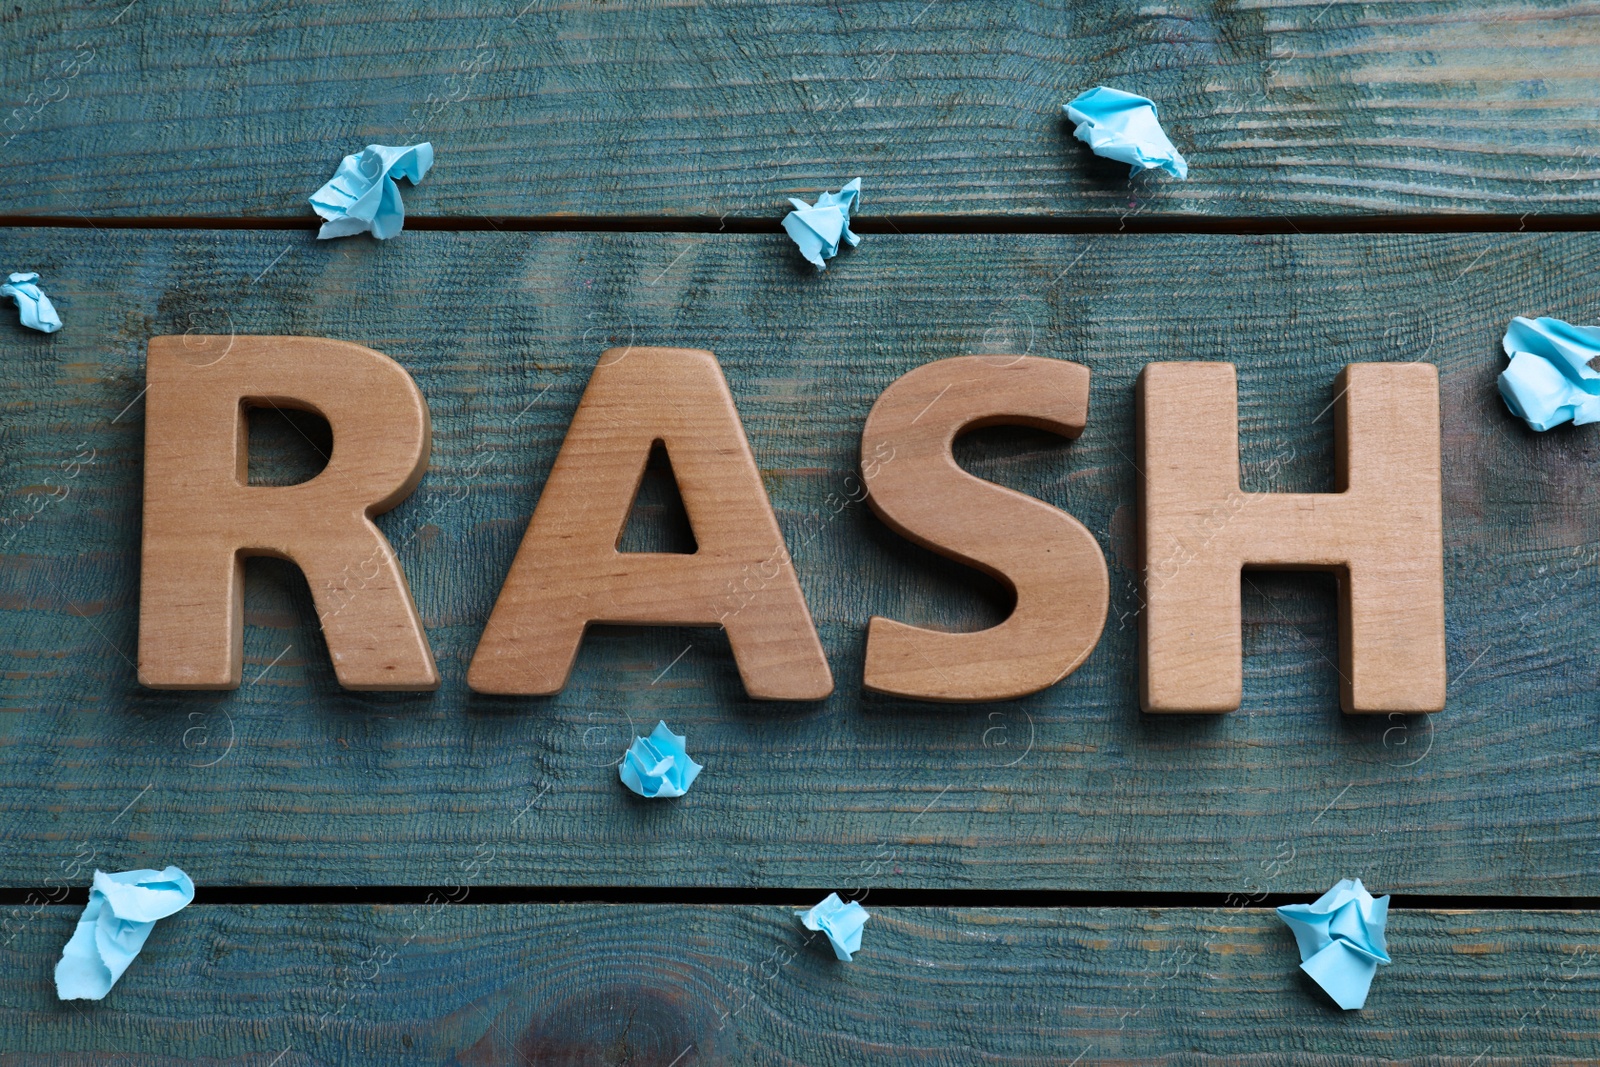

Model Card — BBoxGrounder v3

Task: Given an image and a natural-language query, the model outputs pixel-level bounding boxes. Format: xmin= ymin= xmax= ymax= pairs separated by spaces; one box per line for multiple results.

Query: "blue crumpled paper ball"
xmin=1 ymin=271 xmax=62 ymax=333
xmin=1498 ymin=315 xmax=1600 ymax=431
xmin=1063 ymin=86 xmax=1188 ymax=180
xmin=1275 ymin=877 xmax=1390 ymax=1010
xmin=618 ymin=720 xmax=703 ymax=798
xmin=55 ymin=866 xmax=196 ymax=1000
xmin=796 ymin=892 xmax=870 ymax=961
xmin=782 ymin=178 xmax=862 ymax=271
xmin=309 ymin=142 xmax=434 ymax=240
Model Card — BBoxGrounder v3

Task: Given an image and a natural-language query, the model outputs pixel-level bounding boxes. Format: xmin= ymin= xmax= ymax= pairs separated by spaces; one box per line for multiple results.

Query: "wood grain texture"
xmin=4 ymin=1 xmax=1600 ymax=219
xmin=1139 ymin=362 xmax=1446 ymax=714
xmin=0 ymin=228 xmax=1598 ymax=891
xmin=861 ymin=355 xmax=1109 ymax=701
xmin=469 ymin=345 xmax=833 ymax=701
xmin=2 ymin=905 xmax=1598 ymax=1064
xmin=139 ymin=334 xmax=439 ymax=691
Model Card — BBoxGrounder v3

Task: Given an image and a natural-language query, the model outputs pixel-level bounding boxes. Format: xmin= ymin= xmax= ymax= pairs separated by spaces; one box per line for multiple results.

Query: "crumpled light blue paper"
xmin=55 ymin=866 xmax=196 ymax=1000
xmin=1 ymin=272 xmax=62 ymax=333
xmin=797 ymin=892 xmax=870 ymax=961
xmin=1497 ymin=315 xmax=1600 ymax=431
xmin=1063 ymin=87 xmax=1188 ymax=179
xmin=309 ymin=142 xmax=434 ymax=240
xmin=618 ymin=720 xmax=703 ymax=798
xmin=782 ymin=178 xmax=861 ymax=271
xmin=1275 ymin=877 xmax=1390 ymax=1010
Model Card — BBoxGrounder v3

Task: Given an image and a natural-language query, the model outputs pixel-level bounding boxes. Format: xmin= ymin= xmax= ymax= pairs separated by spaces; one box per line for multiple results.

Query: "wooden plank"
xmin=0 ymin=227 xmax=1597 ymax=891
xmin=2 ymin=905 xmax=1597 ymax=1063
xmin=4 ymin=1 xmax=1600 ymax=219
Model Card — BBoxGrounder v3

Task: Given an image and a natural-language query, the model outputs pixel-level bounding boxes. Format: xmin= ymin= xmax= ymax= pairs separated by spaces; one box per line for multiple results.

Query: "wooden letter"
xmin=860 ymin=356 xmax=1109 ymax=701
xmin=139 ymin=335 xmax=439 ymax=691
xmin=468 ymin=346 xmax=832 ymax=700
xmin=1138 ymin=362 xmax=1444 ymax=714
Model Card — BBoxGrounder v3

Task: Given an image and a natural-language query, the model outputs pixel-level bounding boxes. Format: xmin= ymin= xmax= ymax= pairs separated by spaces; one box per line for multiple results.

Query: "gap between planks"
xmin=4 ymin=214 xmax=1600 ymax=235
xmin=1 ymin=887 xmax=1597 ymax=910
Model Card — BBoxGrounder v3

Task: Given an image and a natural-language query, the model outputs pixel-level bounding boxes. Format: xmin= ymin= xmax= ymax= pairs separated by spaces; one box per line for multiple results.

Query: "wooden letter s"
xmin=861 ymin=356 xmax=1109 ymax=701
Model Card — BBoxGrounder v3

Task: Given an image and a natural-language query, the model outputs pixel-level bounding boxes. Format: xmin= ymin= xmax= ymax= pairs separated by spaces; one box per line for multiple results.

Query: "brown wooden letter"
xmin=467 ymin=346 xmax=832 ymax=700
xmin=1138 ymin=362 xmax=1444 ymax=714
xmin=139 ymin=335 xmax=439 ymax=691
xmin=860 ymin=355 xmax=1109 ymax=701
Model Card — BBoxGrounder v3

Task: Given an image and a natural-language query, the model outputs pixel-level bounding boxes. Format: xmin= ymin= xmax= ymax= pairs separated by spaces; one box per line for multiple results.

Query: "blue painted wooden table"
xmin=1 ymin=2 xmax=1598 ymax=1062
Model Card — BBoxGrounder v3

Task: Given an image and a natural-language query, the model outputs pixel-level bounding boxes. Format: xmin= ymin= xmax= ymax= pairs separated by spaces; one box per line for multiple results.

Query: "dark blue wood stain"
xmin=1 ymin=2 xmax=1597 ymax=218
xmin=0 ymin=228 xmax=1592 ymax=894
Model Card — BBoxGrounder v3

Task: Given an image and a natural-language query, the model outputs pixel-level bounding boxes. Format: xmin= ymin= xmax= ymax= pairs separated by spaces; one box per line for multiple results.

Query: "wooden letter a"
xmin=1138 ymin=362 xmax=1445 ymax=714
xmin=139 ymin=335 xmax=438 ymax=691
xmin=468 ymin=347 xmax=832 ymax=700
